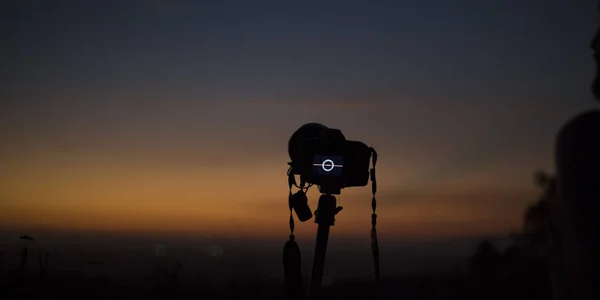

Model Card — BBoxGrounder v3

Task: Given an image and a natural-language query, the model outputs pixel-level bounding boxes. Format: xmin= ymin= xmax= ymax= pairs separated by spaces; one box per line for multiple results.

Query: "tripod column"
xmin=307 ymin=194 xmax=338 ymax=300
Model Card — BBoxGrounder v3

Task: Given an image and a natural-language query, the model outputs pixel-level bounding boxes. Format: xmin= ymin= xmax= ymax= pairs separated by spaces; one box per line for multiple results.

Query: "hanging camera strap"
xmin=283 ymin=168 xmax=303 ymax=299
xmin=370 ymin=147 xmax=381 ymax=289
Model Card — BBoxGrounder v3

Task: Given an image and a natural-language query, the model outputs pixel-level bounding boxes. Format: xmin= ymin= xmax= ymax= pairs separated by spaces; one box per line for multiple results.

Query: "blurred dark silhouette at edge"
xmin=548 ymin=6 xmax=600 ymax=300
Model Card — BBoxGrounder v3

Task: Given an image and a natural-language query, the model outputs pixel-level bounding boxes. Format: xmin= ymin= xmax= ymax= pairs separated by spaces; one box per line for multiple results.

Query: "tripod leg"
xmin=307 ymin=223 xmax=331 ymax=299
xmin=306 ymin=194 xmax=337 ymax=300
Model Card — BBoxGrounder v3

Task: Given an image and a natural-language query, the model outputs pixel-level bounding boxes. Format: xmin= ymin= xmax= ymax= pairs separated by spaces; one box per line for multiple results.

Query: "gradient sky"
xmin=1 ymin=0 xmax=598 ymax=242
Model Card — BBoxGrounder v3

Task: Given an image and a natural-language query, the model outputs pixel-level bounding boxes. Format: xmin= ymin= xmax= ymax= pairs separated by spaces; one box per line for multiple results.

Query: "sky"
xmin=0 ymin=0 xmax=598 ymax=244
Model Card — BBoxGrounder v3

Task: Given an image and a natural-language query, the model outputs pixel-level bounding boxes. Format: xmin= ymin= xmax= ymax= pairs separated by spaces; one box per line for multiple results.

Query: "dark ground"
xmin=1 ymin=271 xmax=466 ymax=300
xmin=0 ymin=233 xmax=550 ymax=299
xmin=1 ymin=262 xmax=551 ymax=300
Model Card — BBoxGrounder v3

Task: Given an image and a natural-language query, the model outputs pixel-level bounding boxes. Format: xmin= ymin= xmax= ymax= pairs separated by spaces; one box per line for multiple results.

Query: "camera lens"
xmin=288 ymin=123 xmax=328 ymax=161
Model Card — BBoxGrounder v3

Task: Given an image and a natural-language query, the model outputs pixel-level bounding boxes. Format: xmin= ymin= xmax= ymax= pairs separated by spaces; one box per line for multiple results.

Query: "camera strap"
xmin=283 ymin=168 xmax=303 ymax=299
xmin=370 ymin=148 xmax=381 ymax=288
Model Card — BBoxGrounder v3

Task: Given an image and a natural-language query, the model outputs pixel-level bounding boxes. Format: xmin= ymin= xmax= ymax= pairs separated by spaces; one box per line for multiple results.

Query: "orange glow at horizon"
xmin=0 ymin=151 xmax=533 ymax=241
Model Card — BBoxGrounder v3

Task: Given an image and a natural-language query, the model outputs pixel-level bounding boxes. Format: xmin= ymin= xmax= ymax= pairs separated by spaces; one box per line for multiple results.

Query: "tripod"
xmin=306 ymin=193 xmax=342 ymax=300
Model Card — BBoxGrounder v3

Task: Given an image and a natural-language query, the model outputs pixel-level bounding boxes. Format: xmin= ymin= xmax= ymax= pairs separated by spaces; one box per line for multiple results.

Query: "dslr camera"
xmin=288 ymin=123 xmax=372 ymax=195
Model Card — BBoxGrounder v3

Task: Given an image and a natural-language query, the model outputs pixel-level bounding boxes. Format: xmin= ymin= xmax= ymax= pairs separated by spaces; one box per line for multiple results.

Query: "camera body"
xmin=288 ymin=123 xmax=372 ymax=195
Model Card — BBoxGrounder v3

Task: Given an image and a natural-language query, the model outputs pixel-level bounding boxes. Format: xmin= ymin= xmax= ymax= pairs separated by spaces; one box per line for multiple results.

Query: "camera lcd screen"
xmin=313 ymin=155 xmax=344 ymax=177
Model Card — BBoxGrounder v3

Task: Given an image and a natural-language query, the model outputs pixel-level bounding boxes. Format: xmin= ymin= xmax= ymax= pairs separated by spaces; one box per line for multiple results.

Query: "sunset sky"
xmin=1 ymin=0 xmax=598 ymax=242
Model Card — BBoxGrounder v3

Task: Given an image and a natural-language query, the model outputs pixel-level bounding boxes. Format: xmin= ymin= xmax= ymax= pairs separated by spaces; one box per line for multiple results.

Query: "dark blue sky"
xmin=1 ymin=0 xmax=598 ymax=238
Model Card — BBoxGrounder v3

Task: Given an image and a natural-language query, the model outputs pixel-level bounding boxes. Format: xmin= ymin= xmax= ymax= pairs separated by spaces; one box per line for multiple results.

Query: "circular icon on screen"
xmin=321 ymin=159 xmax=335 ymax=172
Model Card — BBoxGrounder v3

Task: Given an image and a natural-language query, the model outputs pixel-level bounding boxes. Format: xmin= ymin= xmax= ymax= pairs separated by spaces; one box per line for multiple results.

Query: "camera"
xmin=288 ymin=123 xmax=372 ymax=194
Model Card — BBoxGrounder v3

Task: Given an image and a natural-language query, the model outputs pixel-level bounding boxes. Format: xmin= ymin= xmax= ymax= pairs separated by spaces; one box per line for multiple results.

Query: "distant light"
xmin=211 ymin=245 xmax=223 ymax=258
xmin=153 ymin=244 xmax=166 ymax=256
